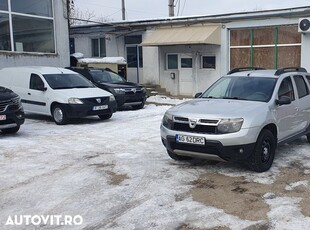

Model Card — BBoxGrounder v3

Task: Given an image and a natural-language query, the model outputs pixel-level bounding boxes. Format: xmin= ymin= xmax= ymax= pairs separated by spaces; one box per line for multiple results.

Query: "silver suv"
xmin=161 ymin=67 xmax=310 ymax=172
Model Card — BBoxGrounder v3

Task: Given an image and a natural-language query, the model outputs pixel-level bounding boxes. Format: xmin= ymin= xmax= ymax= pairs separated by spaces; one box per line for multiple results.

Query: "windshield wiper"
xmin=222 ymin=96 xmax=247 ymax=100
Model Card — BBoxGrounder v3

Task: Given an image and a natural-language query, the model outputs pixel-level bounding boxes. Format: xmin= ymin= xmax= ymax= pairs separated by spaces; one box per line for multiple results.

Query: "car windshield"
xmin=43 ymin=74 xmax=94 ymax=89
xmin=90 ymin=70 xmax=126 ymax=84
xmin=201 ymin=76 xmax=277 ymax=102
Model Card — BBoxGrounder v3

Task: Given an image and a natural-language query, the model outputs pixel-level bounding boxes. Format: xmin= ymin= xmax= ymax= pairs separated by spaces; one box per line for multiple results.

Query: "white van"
xmin=0 ymin=66 xmax=117 ymax=125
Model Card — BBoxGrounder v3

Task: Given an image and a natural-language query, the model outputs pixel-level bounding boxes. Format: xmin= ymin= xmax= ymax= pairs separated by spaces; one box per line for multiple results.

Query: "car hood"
xmin=99 ymin=82 xmax=142 ymax=89
xmin=168 ymin=98 xmax=268 ymax=119
xmin=54 ymin=87 xmax=112 ymax=98
xmin=0 ymin=86 xmax=18 ymax=101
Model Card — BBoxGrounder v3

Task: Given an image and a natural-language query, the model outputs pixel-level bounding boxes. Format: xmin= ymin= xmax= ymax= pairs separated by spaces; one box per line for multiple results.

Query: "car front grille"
xmin=81 ymin=97 xmax=109 ymax=105
xmin=171 ymin=116 xmax=219 ymax=134
xmin=124 ymin=88 xmax=144 ymax=95
xmin=0 ymin=97 xmax=20 ymax=112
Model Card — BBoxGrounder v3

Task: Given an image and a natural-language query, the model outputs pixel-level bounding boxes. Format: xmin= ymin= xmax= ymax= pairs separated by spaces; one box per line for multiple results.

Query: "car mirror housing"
xmin=194 ymin=92 xmax=202 ymax=98
xmin=276 ymin=96 xmax=291 ymax=106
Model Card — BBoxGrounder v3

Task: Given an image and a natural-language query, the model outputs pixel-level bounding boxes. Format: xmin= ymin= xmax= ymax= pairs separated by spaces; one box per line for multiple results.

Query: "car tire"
xmin=98 ymin=113 xmax=113 ymax=120
xmin=248 ymin=129 xmax=276 ymax=172
xmin=132 ymin=102 xmax=145 ymax=110
xmin=52 ymin=104 xmax=68 ymax=125
xmin=167 ymin=150 xmax=192 ymax=161
xmin=1 ymin=126 xmax=20 ymax=134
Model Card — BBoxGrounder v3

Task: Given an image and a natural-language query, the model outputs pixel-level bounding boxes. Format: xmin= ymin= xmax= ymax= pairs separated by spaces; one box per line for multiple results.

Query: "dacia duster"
xmin=161 ymin=67 xmax=310 ymax=172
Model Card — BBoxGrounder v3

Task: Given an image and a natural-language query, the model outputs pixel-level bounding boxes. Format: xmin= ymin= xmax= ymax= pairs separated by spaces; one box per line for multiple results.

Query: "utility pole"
xmin=168 ymin=0 xmax=174 ymax=17
xmin=122 ymin=0 xmax=126 ymax=20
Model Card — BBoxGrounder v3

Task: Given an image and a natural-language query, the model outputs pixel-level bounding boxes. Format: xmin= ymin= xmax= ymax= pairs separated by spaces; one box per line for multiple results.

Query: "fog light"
xmin=239 ymin=148 xmax=244 ymax=154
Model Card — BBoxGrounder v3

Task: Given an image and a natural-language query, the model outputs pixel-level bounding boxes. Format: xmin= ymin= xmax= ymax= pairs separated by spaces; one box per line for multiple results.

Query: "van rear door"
xmin=22 ymin=74 xmax=49 ymax=115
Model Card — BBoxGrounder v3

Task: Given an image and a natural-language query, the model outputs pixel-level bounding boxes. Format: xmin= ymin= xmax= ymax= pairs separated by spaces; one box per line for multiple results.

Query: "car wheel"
xmin=1 ymin=126 xmax=20 ymax=134
xmin=132 ymin=102 xmax=145 ymax=110
xmin=248 ymin=129 xmax=276 ymax=172
xmin=52 ymin=104 xmax=68 ymax=125
xmin=98 ymin=113 xmax=113 ymax=120
xmin=167 ymin=150 xmax=192 ymax=161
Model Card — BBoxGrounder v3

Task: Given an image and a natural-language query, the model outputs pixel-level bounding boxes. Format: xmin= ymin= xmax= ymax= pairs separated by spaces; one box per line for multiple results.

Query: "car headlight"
xmin=68 ymin=98 xmax=84 ymax=104
xmin=114 ymin=88 xmax=125 ymax=94
xmin=109 ymin=95 xmax=116 ymax=102
xmin=141 ymin=87 xmax=146 ymax=93
xmin=217 ymin=118 xmax=243 ymax=134
xmin=162 ymin=112 xmax=173 ymax=129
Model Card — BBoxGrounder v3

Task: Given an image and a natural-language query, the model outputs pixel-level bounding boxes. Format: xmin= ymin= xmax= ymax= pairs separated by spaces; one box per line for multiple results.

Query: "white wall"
xmin=0 ymin=0 xmax=70 ymax=68
xmin=301 ymin=33 xmax=310 ymax=71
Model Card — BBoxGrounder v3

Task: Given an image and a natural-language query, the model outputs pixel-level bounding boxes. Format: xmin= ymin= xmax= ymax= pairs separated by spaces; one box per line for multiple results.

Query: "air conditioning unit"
xmin=298 ymin=18 xmax=310 ymax=33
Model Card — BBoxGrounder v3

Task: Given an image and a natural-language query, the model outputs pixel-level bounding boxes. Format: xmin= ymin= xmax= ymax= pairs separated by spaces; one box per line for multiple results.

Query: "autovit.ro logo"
xmin=5 ymin=215 xmax=83 ymax=226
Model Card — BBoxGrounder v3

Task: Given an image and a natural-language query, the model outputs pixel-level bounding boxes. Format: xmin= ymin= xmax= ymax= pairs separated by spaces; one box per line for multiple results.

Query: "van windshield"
xmin=43 ymin=74 xmax=94 ymax=90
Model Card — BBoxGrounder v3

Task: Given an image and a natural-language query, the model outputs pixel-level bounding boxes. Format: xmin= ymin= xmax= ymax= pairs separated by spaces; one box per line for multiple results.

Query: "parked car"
xmin=0 ymin=67 xmax=117 ymax=125
xmin=68 ymin=67 xmax=147 ymax=109
xmin=0 ymin=86 xmax=25 ymax=134
xmin=161 ymin=67 xmax=310 ymax=172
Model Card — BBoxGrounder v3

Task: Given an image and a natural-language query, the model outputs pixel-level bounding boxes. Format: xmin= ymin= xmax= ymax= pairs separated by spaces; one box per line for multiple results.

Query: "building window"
xmin=0 ymin=0 xmax=55 ymax=53
xmin=125 ymin=35 xmax=143 ymax=68
xmin=201 ymin=56 xmax=216 ymax=69
xmin=126 ymin=46 xmax=143 ymax=68
xmin=230 ymin=25 xmax=301 ymax=69
xmin=181 ymin=58 xmax=192 ymax=68
xmin=167 ymin=54 xmax=178 ymax=69
xmin=0 ymin=13 xmax=10 ymax=51
xmin=0 ymin=0 xmax=8 ymax=10
xmin=91 ymin=38 xmax=106 ymax=57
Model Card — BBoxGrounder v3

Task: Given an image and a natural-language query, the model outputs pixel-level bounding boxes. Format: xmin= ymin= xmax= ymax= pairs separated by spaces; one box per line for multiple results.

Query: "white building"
xmin=0 ymin=0 xmax=70 ymax=68
xmin=70 ymin=6 xmax=310 ymax=96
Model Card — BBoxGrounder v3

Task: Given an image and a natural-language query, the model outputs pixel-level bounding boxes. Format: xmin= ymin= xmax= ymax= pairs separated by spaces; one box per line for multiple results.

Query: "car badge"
xmin=189 ymin=119 xmax=198 ymax=128
xmin=131 ymin=88 xmax=137 ymax=93
xmin=96 ymin=98 xmax=101 ymax=103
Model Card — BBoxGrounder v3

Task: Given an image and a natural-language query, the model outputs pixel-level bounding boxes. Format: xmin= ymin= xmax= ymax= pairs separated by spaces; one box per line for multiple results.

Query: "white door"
xmin=179 ymin=54 xmax=193 ymax=96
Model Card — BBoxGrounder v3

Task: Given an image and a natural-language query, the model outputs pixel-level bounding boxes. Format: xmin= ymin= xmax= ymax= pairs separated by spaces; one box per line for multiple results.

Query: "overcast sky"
xmin=74 ymin=0 xmax=310 ymax=22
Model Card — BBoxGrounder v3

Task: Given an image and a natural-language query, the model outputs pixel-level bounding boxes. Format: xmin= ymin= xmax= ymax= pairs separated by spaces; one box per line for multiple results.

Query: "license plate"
xmin=93 ymin=105 xmax=108 ymax=111
xmin=176 ymin=134 xmax=205 ymax=145
xmin=0 ymin=115 xmax=6 ymax=121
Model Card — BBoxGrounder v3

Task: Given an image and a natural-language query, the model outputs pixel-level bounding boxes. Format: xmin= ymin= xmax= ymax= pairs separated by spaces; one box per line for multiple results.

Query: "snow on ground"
xmin=0 ymin=96 xmax=310 ymax=229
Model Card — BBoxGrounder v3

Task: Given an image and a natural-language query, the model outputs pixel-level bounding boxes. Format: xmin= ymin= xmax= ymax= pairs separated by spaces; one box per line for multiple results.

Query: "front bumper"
xmin=160 ymin=125 xmax=258 ymax=162
xmin=63 ymin=101 xmax=117 ymax=118
xmin=114 ymin=93 xmax=147 ymax=107
xmin=0 ymin=108 xmax=25 ymax=129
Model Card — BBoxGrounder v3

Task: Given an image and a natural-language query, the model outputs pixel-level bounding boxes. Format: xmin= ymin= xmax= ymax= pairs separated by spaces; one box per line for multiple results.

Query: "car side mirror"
xmin=276 ymin=96 xmax=291 ymax=106
xmin=194 ymin=92 xmax=202 ymax=98
xmin=37 ymin=85 xmax=47 ymax=92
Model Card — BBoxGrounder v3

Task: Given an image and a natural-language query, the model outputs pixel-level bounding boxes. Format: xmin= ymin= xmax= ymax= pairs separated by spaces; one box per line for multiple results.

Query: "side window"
xmin=293 ymin=75 xmax=309 ymax=99
xmin=30 ymin=74 xmax=44 ymax=90
xmin=278 ymin=77 xmax=295 ymax=101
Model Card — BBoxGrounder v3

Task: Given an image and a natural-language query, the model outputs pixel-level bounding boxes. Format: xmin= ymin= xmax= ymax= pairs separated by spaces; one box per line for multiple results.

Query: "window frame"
xmin=166 ymin=53 xmax=178 ymax=70
xmin=91 ymin=37 xmax=106 ymax=57
xmin=126 ymin=45 xmax=143 ymax=68
xmin=201 ymin=55 xmax=216 ymax=69
xmin=0 ymin=0 xmax=55 ymax=54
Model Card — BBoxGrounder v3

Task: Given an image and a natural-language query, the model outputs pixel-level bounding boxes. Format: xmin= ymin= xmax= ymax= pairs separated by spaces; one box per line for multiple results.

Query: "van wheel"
xmin=248 ymin=129 xmax=276 ymax=172
xmin=1 ymin=126 xmax=20 ymax=134
xmin=98 ymin=113 xmax=112 ymax=120
xmin=167 ymin=150 xmax=192 ymax=161
xmin=52 ymin=105 xmax=68 ymax=125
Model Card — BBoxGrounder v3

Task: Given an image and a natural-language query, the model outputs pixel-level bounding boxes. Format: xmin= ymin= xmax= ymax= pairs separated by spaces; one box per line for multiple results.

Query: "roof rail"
xmin=275 ymin=67 xmax=307 ymax=76
xmin=227 ymin=67 xmax=265 ymax=75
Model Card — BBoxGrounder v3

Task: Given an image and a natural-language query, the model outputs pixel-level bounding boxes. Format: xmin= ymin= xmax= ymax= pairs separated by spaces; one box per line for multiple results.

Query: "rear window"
xmin=43 ymin=74 xmax=94 ymax=89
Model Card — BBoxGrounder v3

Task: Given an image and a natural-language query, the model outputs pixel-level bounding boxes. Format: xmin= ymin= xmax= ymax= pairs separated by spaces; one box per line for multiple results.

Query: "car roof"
xmin=227 ymin=70 xmax=278 ymax=78
xmin=226 ymin=68 xmax=308 ymax=78
xmin=1 ymin=66 xmax=76 ymax=75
